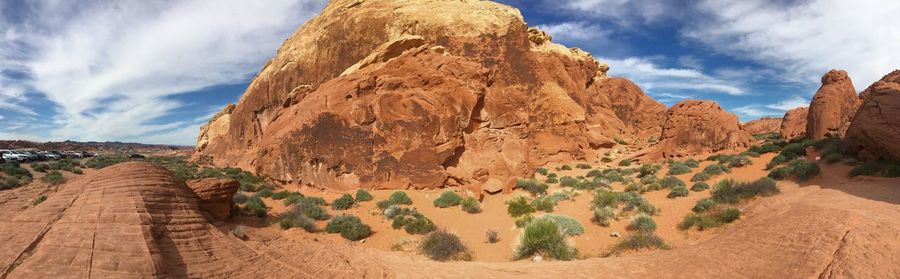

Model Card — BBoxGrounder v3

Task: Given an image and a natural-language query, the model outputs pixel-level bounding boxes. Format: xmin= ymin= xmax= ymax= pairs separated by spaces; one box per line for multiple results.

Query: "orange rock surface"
xmin=807 ymin=69 xmax=861 ymax=139
xmin=741 ymin=117 xmax=782 ymax=135
xmin=780 ymin=106 xmax=809 ymax=140
xmin=845 ymin=69 xmax=900 ymax=161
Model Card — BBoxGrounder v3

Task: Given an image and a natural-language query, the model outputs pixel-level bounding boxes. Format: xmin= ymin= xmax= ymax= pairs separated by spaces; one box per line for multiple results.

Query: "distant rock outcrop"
xmin=193 ymin=0 xmax=665 ymax=190
xmin=640 ymin=100 xmax=752 ymax=160
xmin=741 ymin=117 xmax=782 ymax=136
xmin=196 ymin=104 xmax=234 ymax=153
xmin=807 ymin=70 xmax=861 ymax=140
xmin=187 ymin=178 xmax=240 ymax=220
xmin=780 ymin=107 xmax=809 ymax=140
xmin=844 ymin=70 xmax=900 ymax=161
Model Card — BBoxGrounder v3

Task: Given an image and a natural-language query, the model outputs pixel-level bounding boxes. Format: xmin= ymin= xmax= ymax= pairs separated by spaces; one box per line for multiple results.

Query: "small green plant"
xmin=561 ymin=165 xmax=572 ymax=170
xmin=711 ymin=177 xmax=780 ymax=204
xmin=293 ymin=197 xmax=330 ymax=220
xmin=392 ymin=213 xmax=436 ymax=235
xmin=271 ymin=191 xmax=291 ymax=200
xmin=679 ymin=207 xmax=742 ymax=230
xmin=325 ymin=214 xmax=371 ymax=241
xmin=638 ymin=164 xmax=661 ymax=177
xmin=279 ymin=207 xmax=316 ymax=232
xmin=71 ymin=168 xmax=83 ymax=175
xmin=539 ymin=214 xmax=584 ymax=236
xmin=667 ymin=186 xmax=689 ymax=199
xmin=485 ymin=229 xmax=500 ymax=243
xmin=585 ymin=169 xmax=603 ymax=177
xmin=684 ymin=159 xmax=700 ymax=168
xmin=244 ymin=196 xmax=268 ymax=218
xmin=32 ymin=163 xmax=49 ymax=172
xmin=601 ymin=157 xmax=613 ymax=163
xmin=506 ymin=196 xmax=536 ymax=217
xmin=355 ymin=189 xmax=373 ymax=201
xmin=659 ymin=176 xmax=685 ymax=188
xmin=591 ymin=190 xmax=621 ymax=209
xmin=690 ymin=181 xmax=710 ymax=191
xmin=702 ymin=164 xmax=730 ymax=176
xmin=576 ymin=163 xmax=592 ymax=169
xmin=331 ymin=193 xmax=355 ymax=210
xmin=257 ymin=188 xmax=274 ymax=198
xmin=691 ymin=172 xmax=710 ymax=182
xmin=628 ymin=214 xmax=656 ymax=233
xmin=530 ymin=196 xmax=556 ymax=212
xmin=768 ymin=167 xmax=793 ymax=180
xmin=618 ymin=160 xmax=632 ymax=167
xmin=32 ymin=195 xmax=47 ymax=206
xmin=692 ymin=198 xmax=716 ymax=213
xmin=609 ymin=232 xmax=669 ymax=255
xmin=849 ymin=160 xmax=900 ymax=177
xmin=515 ymin=218 xmax=576 ymax=261
xmin=544 ymin=177 xmax=558 ymax=184
xmin=460 ymin=197 xmax=481 ymax=213
xmin=667 ymin=163 xmax=692 ymax=175
xmin=420 ymin=230 xmax=471 ymax=261
xmin=378 ymin=191 xmax=413 ymax=209
xmin=592 ymin=206 xmax=615 ymax=227
xmin=515 ymin=179 xmax=548 ymax=196
xmin=615 ymin=138 xmax=629 ymax=145
xmin=233 ymin=192 xmax=249 ymax=204
xmin=535 ymin=167 xmax=549 ymax=176
xmin=41 ymin=171 xmax=66 ymax=186
xmin=433 ymin=191 xmax=463 ymax=208
xmin=559 ymin=176 xmax=577 ymax=187
xmin=788 ymin=159 xmax=820 ymax=181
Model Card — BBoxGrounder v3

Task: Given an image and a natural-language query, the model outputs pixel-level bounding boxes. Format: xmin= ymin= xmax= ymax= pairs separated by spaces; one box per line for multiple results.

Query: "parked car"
xmin=1 ymin=150 xmax=25 ymax=162
xmin=13 ymin=151 xmax=37 ymax=162
xmin=38 ymin=151 xmax=61 ymax=160
xmin=62 ymin=151 xmax=83 ymax=158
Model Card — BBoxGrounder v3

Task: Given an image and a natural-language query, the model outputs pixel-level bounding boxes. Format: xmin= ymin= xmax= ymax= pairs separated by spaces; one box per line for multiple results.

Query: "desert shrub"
xmin=591 ymin=190 xmax=621 ymax=209
xmin=332 ymin=194 xmax=355 ymax=210
xmin=615 ymin=138 xmax=629 ymax=145
xmin=32 ymin=163 xmax=49 ymax=172
xmin=610 ymin=233 xmax=668 ymax=255
xmin=709 ymin=154 xmax=753 ymax=168
xmin=788 ymin=159 xmax=820 ymax=181
xmin=531 ymin=196 xmax=556 ymax=212
xmin=667 ymin=163 xmax=692 ymax=175
xmin=766 ymin=154 xmax=789 ymax=170
xmin=515 ymin=179 xmax=548 ymax=196
xmin=325 ymin=214 xmax=371 ymax=240
xmin=548 ymin=190 xmax=575 ymax=203
xmin=640 ymin=174 xmax=658 ymax=185
xmin=559 ymin=176 xmax=577 ymax=187
xmin=233 ymin=192 xmax=249 ymax=204
xmin=576 ymin=163 xmax=592 ymax=169
xmin=702 ymin=164 xmax=730 ymax=176
xmin=601 ymin=157 xmax=614 ymax=163
xmin=540 ymin=214 xmax=584 ymax=236
xmin=383 ymin=205 xmax=403 ymax=219
xmin=849 ymin=160 xmax=900 ymax=177
xmin=279 ymin=207 xmax=316 ymax=232
xmin=485 ymin=229 xmax=500 ymax=243
xmin=667 ymin=186 xmax=689 ymax=199
xmin=768 ymin=167 xmax=793 ymax=180
xmin=690 ymin=182 xmax=710 ymax=191
xmin=535 ymin=167 xmax=549 ymax=175
xmin=41 ymin=171 xmax=66 ymax=186
xmin=561 ymin=165 xmax=572 ymax=170
xmin=604 ymin=170 xmax=625 ymax=182
xmin=659 ymin=176 xmax=685 ymax=189
xmin=544 ymin=177 xmax=558 ymax=184
xmin=514 ymin=215 xmax=534 ymax=228
xmin=684 ymin=159 xmax=700 ymax=168
xmin=244 ymin=196 xmax=268 ymax=218
xmin=585 ymin=169 xmax=602 ymax=177
xmin=749 ymin=143 xmax=781 ymax=154
xmin=718 ymin=208 xmax=742 ymax=223
xmin=618 ymin=160 xmax=632 ymax=167
xmin=711 ymin=177 xmax=779 ymax=204
xmin=460 ymin=197 xmax=481 ymax=213
xmin=271 ymin=191 xmax=291 ymax=200
xmin=679 ymin=207 xmax=741 ymax=230
xmin=515 ymin=219 xmax=576 ymax=260
xmin=2 ymin=162 xmax=32 ymax=178
xmin=48 ymin=159 xmax=79 ymax=172
xmin=624 ymin=182 xmax=645 ymax=193
xmin=547 ymin=173 xmax=558 ymax=178
xmin=378 ymin=191 xmax=413 ymax=209
xmin=433 ymin=191 xmax=463 ymax=208
xmin=638 ymin=164 xmax=662 ymax=177
xmin=355 ymin=189 xmax=373 ymax=201
xmin=256 ymin=188 xmax=274 ymax=198
xmin=392 ymin=213 xmax=436 ymax=235
xmin=592 ymin=206 xmax=615 ymax=226
xmin=32 ymin=195 xmax=47 ymax=206
xmin=692 ymin=198 xmax=716 ymax=213
xmin=0 ymin=176 xmax=20 ymax=190
xmin=691 ymin=172 xmax=710 ymax=182
xmin=780 ymin=143 xmax=807 ymax=159
xmin=628 ymin=214 xmax=656 ymax=233
xmin=72 ymin=168 xmax=83 ymax=175
xmin=293 ymin=197 xmax=330 ymax=220
xmin=507 ymin=196 xmax=536 ymax=217
xmin=619 ymin=192 xmax=657 ymax=215
xmin=420 ymin=230 xmax=470 ymax=261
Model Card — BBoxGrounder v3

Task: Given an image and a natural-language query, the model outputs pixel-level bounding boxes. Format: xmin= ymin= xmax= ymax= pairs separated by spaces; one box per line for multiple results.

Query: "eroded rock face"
xmin=196 ymin=104 xmax=234 ymax=153
xmin=844 ymin=70 xmax=900 ymax=161
xmin=742 ymin=117 xmax=782 ymax=136
xmin=195 ymin=0 xmax=665 ymax=190
xmin=781 ymin=106 xmax=809 ymax=140
xmin=187 ymin=178 xmax=240 ymax=220
xmin=807 ymin=70 xmax=861 ymax=140
xmin=642 ymin=100 xmax=752 ymax=160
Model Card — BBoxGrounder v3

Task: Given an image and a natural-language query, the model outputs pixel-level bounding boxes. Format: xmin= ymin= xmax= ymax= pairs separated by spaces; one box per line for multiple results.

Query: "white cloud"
xmin=556 ymin=0 xmax=675 ymax=26
xmin=0 ymin=0 xmax=328 ymax=144
xmin=765 ymin=95 xmax=808 ymax=111
xmin=731 ymin=95 xmax=810 ymax=120
xmin=732 ymin=105 xmax=773 ymax=119
xmin=603 ymin=56 xmax=747 ymax=96
xmin=684 ymin=0 xmax=900 ymax=91
xmin=535 ymin=21 xmax=611 ymax=43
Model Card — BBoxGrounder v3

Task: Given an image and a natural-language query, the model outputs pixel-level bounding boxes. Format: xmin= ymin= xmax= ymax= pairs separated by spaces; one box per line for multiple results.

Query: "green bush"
xmin=618 ymin=160 xmax=632 ymax=167
xmin=244 ymin=196 xmax=268 ymax=218
xmin=691 ymin=172 xmax=710 ymax=182
xmin=628 ymin=214 xmax=656 ymax=233
xmin=547 ymin=173 xmax=558 ymax=178
xmin=788 ymin=159 xmax=820 ymax=181
xmin=420 ymin=230 xmax=470 ymax=261
xmin=591 ymin=190 xmax=620 ymax=209
xmin=535 ymin=167 xmax=549 ymax=176
xmin=294 ymin=197 xmax=330 ymax=220
xmin=718 ymin=208 xmax=742 ymax=223
xmin=433 ymin=191 xmax=463 ymax=208
xmin=84 ymin=156 xmax=131 ymax=169
xmin=638 ymin=164 xmax=661 ymax=177
xmin=667 ymin=186 xmax=689 ymax=199
xmin=279 ymin=206 xmax=316 ymax=232
xmin=576 ymin=163 xmax=592 ymax=169
xmin=766 ymin=154 xmax=789 ymax=170
xmin=257 ymin=188 xmax=274 ymax=198
xmin=601 ymin=157 xmax=613 ymax=163
xmin=561 ymin=165 xmax=572 ymax=170
xmin=515 ymin=218 xmax=576 ymax=260
xmin=506 ymin=196 xmax=536 ymax=217
xmin=592 ymin=206 xmax=616 ymax=226
xmin=640 ymin=174 xmax=658 ymax=185
xmin=71 ymin=168 xmax=83 ymax=175
xmin=32 ymin=163 xmax=49 ymax=172
xmin=615 ymin=138 xmax=629 ymax=145
xmin=539 ymin=214 xmax=584 ymax=236
xmin=768 ymin=167 xmax=793 ymax=180
xmin=460 ymin=197 xmax=481 ymax=213
xmin=559 ymin=176 xmax=577 ymax=187
xmin=325 ymin=215 xmax=371 ymax=240
xmin=585 ymin=169 xmax=602 ymax=177
xmin=544 ymin=177 xmax=558 ymax=184
xmin=780 ymin=143 xmax=807 ymax=159
xmin=515 ymin=179 xmax=548 ymax=195
xmin=2 ymin=162 xmax=32 ymax=178
xmin=271 ymin=191 xmax=291 ymax=200
xmin=748 ymin=143 xmax=780 ymax=154
xmin=692 ymin=198 xmax=716 ymax=213
xmin=531 ymin=196 xmax=556 ymax=212
xmin=378 ymin=191 xmax=413 ymax=209
xmin=392 ymin=213 xmax=436 ymax=235
xmin=659 ymin=176 xmax=685 ymax=189
xmin=849 ymin=160 xmax=900 ymax=177
xmin=41 ymin=171 xmax=66 ymax=186
xmin=609 ymin=232 xmax=669 ymax=255
xmin=685 ymin=159 xmax=700 ymax=168
xmin=702 ymin=164 xmax=729 ymax=175
xmin=709 ymin=154 xmax=752 ymax=168
xmin=679 ymin=207 xmax=741 ymax=230
xmin=32 ymin=195 xmax=47 ymax=206
xmin=690 ymin=182 xmax=710 ymax=191
xmin=355 ymin=189 xmax=373 ymax=201
xmin=711 ymin=177 xmax=779 ymax=204
xmin=332 ymin=194 xmax=355 ymax=210
xmin=667 ymin=163 xmax=692 ymax=175
xmin=233 ymin=192 xmax=249 ymax=204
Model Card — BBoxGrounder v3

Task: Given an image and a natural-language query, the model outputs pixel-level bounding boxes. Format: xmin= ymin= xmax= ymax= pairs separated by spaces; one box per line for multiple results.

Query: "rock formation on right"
xmin=844 ymin=70 xmax=900 ymax=161
xmin=806 ymin=69 xmax=861 ymax=140
xmin=780 ymin=106 xmax=809 ymax=140
xmin=640 ymin=100 xmax=752 ymax=160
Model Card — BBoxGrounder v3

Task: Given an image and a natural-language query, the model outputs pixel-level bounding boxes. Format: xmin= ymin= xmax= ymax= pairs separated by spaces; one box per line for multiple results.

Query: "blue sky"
xmin=1 ymin=0 xmax=899 ymax=145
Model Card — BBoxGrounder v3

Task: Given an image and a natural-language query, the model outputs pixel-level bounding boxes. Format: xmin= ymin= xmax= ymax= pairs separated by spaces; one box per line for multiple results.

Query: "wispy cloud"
xmin=602 ymin=56 xmax=747 ymax=96
xmin=535 ymin=21 xmax=611 ymax=44
xmin=731 ymin=95 xmax=809 ymax=120
xmin=764 ymin=95 xmax=808 ymax=111
xmin=552 ymin=0 xmax=679 ymax=26
xmin=0 ymin=0 xmax=328 ymax=145
xmin=684 ymin=0 xmax=900 ymax=90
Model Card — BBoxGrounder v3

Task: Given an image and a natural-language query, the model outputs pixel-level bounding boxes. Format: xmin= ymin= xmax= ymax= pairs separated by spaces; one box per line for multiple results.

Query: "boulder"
xmin=844 ymin=70 xmax=900 ymax=161
xmin=780 ymin=107 xmax=809 ymax=141
xmin=187 ymin=178 xmax=240 ymax=220
xmin=741 ymin=117 xmax=782 ymax=136
xmin=641 ymin=100 xmax=753 ymax=160
xmin=807 ymin=69 xmax=861 ymax=140
xmin=193 ymin=0 xmax=666 ymax=190
xmin=482 ymin=178 xmax=504 ymax=195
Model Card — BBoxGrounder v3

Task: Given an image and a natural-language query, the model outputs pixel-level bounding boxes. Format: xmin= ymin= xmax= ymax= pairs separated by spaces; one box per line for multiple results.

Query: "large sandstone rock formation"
xmin=844 ymin=70 xmax=900 ymax=161
xmin=194 ymin=0 xmax=665 ymax=190
xmin=741 ymin=117 xmax=782 ymax=135
xmin=638 ymin=100 xmax=752 ymax=160
xmin=807 ymin=69 xmax=861 ymax=140
xmin=187 ymin=178 xmax=240 ymax=220
xmin=780 ymin=106 xmax=809 ymax=140
xmin=196 ymin=104 xmax=234 ymax=152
